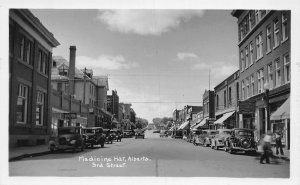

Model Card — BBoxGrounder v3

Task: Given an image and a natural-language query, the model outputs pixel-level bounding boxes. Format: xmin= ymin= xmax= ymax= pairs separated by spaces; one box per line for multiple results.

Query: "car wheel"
xmin=49 ymin=144 xmax=55 ymax=152
xmin=228 ymin=143 xmax=234 ymax=154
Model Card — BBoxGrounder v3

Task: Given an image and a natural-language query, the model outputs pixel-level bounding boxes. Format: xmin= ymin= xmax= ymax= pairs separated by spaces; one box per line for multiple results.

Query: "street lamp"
xmin=264 ymin=82 xmax=270 ymax=134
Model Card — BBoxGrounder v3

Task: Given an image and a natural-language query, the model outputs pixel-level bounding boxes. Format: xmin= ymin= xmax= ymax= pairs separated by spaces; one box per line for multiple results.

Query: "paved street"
xmin=9 ymin=130 xmax=289 ymax=177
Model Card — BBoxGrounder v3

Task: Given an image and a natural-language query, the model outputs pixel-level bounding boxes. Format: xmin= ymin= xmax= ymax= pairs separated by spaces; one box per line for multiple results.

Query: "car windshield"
xmin=58 ymin=128 xmax=80 ymax=135
xmin=84 ymin=129 xmax=95 ymax=134
xmin=222 ymin=131 xmax=231 ymax=135
xmin=236 ymin=130 xmax=253 ymax=136
xmin=210 ymin=131 xmax=218 ymax=135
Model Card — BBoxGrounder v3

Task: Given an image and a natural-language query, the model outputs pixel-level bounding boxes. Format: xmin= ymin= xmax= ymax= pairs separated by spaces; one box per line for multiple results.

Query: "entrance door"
xmin=259 ymin=108 xmax=266 ymax=137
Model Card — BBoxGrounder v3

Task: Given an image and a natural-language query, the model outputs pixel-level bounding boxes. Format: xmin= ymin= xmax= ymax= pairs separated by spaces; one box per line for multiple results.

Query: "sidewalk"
xmin=9 ymin=144 xmax=49 ymax=161
xmin=271 ymin=147 xmax=290 ymax=161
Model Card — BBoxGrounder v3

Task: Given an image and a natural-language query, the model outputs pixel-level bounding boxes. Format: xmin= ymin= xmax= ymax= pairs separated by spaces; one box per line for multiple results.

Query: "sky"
xmin=30 ymin=9 xmax=239 ymax=122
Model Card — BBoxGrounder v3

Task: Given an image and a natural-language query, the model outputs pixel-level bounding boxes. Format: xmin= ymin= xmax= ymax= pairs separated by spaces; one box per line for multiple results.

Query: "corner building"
xmin=9 ymin=9 xmax=60 ymax=147
xmin=232 ymin=10 xmax=290 ymax=147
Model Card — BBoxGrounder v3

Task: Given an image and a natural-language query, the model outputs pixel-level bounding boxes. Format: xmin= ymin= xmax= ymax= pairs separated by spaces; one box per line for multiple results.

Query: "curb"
xmin=9 ymin=150 xmax=51 ymax=162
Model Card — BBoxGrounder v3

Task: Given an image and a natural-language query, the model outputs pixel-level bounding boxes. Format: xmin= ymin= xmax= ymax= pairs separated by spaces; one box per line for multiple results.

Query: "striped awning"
xmin=214 ymin=111 xmax=235 ymax=125
xmin=271 ymin=97 xmax=290 ymax=120
xmin=193 ymin=117 xmax=208 ymax=129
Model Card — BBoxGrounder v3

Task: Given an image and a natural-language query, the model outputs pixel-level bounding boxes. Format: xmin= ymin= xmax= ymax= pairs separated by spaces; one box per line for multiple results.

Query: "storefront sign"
xmin=239 ymin=101 xmax=255 ymax=114
xmin=63 ymin=113 xmax=77 ymax=119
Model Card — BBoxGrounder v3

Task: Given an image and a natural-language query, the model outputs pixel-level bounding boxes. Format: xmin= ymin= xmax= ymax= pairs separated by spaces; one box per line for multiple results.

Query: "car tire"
xmin=228 ymin=143 xmax=234 ymax=154
xmin=49 ymin=144 xmax=55 ymax=152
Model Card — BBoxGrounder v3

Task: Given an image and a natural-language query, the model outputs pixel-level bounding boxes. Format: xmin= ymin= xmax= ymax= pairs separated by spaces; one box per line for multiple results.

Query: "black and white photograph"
xmin=1 ymin=0 xmax=300 ymax=185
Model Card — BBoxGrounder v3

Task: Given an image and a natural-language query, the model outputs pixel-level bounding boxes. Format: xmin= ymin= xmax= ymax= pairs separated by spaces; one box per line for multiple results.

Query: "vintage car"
xmin=103 ymin=129 xmax=113 ymax=144
xmin=224 ymin=128 xmax=257 ymax=154
xmin=135 ymin=129 xmax=145 ymax=139
xmin=194 ymin=129 xmax=219 ymax=147
xmin=159 ymin=130 xmax=168 ymax=137
xmin=172 ymin=130 xmax=183 ymax=139
xmin=111 ymin=130 xmax=122 ymax=142
xmin=82 ymin=127 xmax=105 ymax=148
xmin=191 ymin=130 xmax=201 ymax=145
xmin=49 ymin=126 xmax=85 ymax=152
xmin=210 ymin=129 xmax=232 ymax=150
xmin=123 ymin=130 xmax=133 ymax=138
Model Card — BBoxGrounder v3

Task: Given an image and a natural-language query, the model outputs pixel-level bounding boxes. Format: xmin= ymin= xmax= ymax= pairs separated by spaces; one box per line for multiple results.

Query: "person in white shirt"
xmin=260 ymin=131 xmax=272 ymax=164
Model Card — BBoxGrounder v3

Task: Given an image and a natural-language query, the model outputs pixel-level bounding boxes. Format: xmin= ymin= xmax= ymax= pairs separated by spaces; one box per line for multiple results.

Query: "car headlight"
xmin=70 ymin=140 xmax=77 ymax=144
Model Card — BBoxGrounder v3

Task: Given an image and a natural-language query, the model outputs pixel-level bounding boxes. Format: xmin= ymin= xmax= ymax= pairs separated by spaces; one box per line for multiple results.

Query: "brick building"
xmin=213 ymin=70 xmax=240 ymax=129
xmin=232 ymin=10 xmax=290 ymax=147
xmin=51 ymin=47 xmax=112 ymax=129
xmin=9 ymin=9 xmax=60 ymax=147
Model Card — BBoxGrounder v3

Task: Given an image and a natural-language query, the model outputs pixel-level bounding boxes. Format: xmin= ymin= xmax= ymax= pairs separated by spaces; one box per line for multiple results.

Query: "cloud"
xmin=76 ymin=55 xmax=138 ymax=70
xmin=177 ymin=52 xmax=199 ymax=61
xmin=97 ymin=10 xmax=205 ymax=35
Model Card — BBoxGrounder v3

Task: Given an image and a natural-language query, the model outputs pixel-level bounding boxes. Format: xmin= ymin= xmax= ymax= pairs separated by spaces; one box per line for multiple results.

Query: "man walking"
xmin=260 ymin=131 xmax=272 ymax=164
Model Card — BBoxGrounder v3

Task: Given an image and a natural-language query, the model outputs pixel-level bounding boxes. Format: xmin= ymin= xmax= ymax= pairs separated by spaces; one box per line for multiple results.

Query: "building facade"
xmin=232 ymin=10 xmax=290 ymax=147
xmin=9 ymin=9 xmax=60 ymax=147
xmin=201 ymin=90 xmax=215 ymax=129
xmin=51 ymin=47 xmax=112 ymax=129
xmin=214 ymin=70 xmax=240 ymax=129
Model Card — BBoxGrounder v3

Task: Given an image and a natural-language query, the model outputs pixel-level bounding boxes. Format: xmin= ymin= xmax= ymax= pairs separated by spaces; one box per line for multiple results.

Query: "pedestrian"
xmin=260 ymin=131 xmax=272 ymax=164
xmin=275 ymin=131 xmax=284 ymax=156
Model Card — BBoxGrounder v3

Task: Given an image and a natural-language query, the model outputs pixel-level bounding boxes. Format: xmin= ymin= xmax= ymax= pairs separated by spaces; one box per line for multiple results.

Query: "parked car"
xmin=111 ymin=130 xmax=122 ymax=142
xmin=159 ymin=130 xmax=168 ymax=137
xmin=123 ymin=130 xmax=133 ymax=138
xmin=49 ymin=126 xmax=85 ymax=152
xmin=210 ymin=129 xmax=232 ymax=150
xmin=172 ymin=130 xmax=183 ymax=139
xmin=103 ymin=129 xmax=113 ymax=144
xmin=191 ymin=130 xmax=201 ymax=145
xmin=82 ymin=127 xmax=105 ymax=148
xmin=135 ymin=129 xmax=145 ymax=139
xmin=194 ymin=130 xmax=219 ymax=147
xmin=224 ymin=128 xmax=257 ymax=154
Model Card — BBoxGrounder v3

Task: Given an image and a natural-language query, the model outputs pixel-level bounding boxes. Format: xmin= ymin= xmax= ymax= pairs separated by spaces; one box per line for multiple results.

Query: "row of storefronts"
xmin=173 ymin=10 xmax=291 ymax=150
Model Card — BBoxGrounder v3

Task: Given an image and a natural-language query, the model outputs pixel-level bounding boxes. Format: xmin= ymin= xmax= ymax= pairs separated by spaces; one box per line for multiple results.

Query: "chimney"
xmin=68 ymin=46 xmax=76 ymax=95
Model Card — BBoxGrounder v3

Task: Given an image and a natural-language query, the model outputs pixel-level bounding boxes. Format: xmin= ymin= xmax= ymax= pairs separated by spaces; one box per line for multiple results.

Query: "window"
xmin=245 ymin=46 xmax=249 ymax=68
xmin=282 ymin=12 xmax=288 ymax=41
xmin=256 ymin=33 xmax=263 ymax=60
xmin=240 ymin=50 xmax=244 ymax=71
xmin=228 ymin=87 xmax=232 ymax=105
xmin=274 ymin=18 xmax=280 ymax=48
xmin=36 ymin=91 xmax=45 ymax=126
xmin=257 ymin=69 xmax=264 ymax=94
xmin=249 ymin=42 xmax=254 ymax=65
xmin=216 ymin=95 xmax=219 ymax=110
xmin=266 ymin=25 xmax=272 ymax=52
xmin=242 ymin=80 xmax=245 ymax=100
xmin=17 ymin=84 xmax=28 ymax=123
xmin=255 ymin=10 xmax=260 ymax=23
xmin=59 ymin=66 xmax=68 ymax=76
xmin=260 ymin=10 xmax=266 ymax=17
xmin=249 ymin=11 xmax=255 ymax=30
xmin=38 ymin=50 xmax=48 ymax=74
xmin=19 ymin=35 xmax=32 ymax=64
xmin=224 ymin=90 xmax=227 ymax=108
xmin=57 ymin=82 xmax=62 ymax=92
xmin=246 ymin=77 xmax=250 ymax=98
xmin=250 ymin=74 xmax=254 ymax=96
xmin=275 ymin=59 xmax=281 ymax=87
xmin=283 ymin=54 xmax=290 ymax=83
xmin=268 ymin=63 xmax=274 ymax=89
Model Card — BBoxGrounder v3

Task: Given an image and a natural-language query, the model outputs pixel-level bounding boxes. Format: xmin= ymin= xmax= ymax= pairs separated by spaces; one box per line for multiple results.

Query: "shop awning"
xmin=193 ymin=117 xmax=208 ymax=129
xmin=271 ymin=97 xmax=290 ymax=120
xmin=178 ymin=121 xmax=189 ymax=130
xmin=214 ymin=111 xmax=235 ymax=125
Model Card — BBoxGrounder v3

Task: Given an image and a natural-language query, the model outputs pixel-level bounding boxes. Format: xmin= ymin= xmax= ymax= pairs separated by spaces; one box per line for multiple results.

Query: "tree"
xmin=135 ymin=117 xmax=149 ymax=129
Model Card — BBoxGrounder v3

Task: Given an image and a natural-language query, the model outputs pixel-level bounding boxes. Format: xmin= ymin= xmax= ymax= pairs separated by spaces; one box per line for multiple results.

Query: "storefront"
xmin=270 ymin=97 xmax=290 ymax=149
xmin=213 ymin=111 xmax=236 ymax=129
